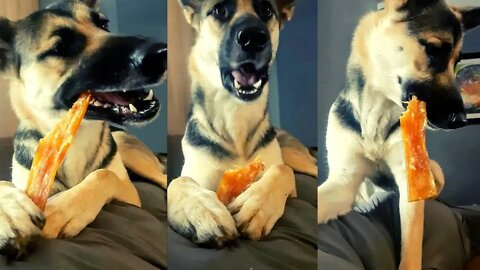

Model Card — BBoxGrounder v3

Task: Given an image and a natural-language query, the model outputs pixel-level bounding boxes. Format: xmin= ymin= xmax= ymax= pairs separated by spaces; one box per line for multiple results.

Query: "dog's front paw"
xmin=168 ymin=177 xmax=238 ymax=247
xmin=317 ymin=184 xmax=354 ymax=224
xmin=0 ymin=181 xmax=45 ymax=256
xmin=228 ymin=165 xmax=294 ymax=240
xmin=42 ymin=189 xmax=104 ymax=239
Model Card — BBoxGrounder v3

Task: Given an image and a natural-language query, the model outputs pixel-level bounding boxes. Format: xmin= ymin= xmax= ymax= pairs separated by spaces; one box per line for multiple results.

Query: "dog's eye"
xmin=421 ymin=41 xmax=452 ymax=60
xmin=208 ymin=3 xmax=229 ymax=21
xmin=97 ymin=18 xmax=109 ymax=31
xmin=91 ymin=12 xmax=110 ymax=32
xmin=38 ymin=28 xmax=87 ymax=60
xmin=419 ymin=40 xmax=453 ymax=72
xmin=51 ymin=40 xmax=68 ymax=56
xmin=258 ymin=1 xmax=274 ymax=21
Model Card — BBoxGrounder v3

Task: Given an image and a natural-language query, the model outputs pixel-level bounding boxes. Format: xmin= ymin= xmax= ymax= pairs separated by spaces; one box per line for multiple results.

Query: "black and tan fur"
xmin=168 ymin=0 xmax=316 ymax=246
xmin=318 ymin=0 xmax=480 ymax=269
xmin=0 ymin=0 xmax=167 ymax=255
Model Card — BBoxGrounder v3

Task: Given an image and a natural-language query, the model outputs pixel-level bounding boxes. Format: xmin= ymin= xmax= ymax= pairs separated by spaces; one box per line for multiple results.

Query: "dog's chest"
xmin=206 ymin=96 xmax=268 ymax=157
xmin=56 ymin=123 xmax=107 ymax=189
xmin=359 ymin=100 xmax=403 ymax=161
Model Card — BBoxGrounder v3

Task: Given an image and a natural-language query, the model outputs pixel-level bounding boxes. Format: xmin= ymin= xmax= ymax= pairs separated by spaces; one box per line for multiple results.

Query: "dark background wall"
xmin=427 ymin=24 xmax=480 ymax=205
xmin=276 ymin=0 xmax=318 ymax=147
xmin=317 ymin=0 xmax=480 ymax=205
xmin=40 ymin=0 xmax=167 ymax=154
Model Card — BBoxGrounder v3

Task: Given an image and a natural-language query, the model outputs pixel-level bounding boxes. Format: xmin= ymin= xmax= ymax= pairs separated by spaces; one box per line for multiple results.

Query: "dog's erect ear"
xmin=459 ymin=7 xmax=480 ymax=31
xmin=385 ymin=0 xmax=440 ymax=13
xmin=384 ymin=0 xmax=408 ymax=12
xmin=177 ymin=0 xmax=202 ymax=26
xmin=78 ymin=0 xmax=98 ymax=8
xmin=0 ymin=18 xmax=14 ymax=73
xmin=276 ymin=0 xmax=296 ymax=23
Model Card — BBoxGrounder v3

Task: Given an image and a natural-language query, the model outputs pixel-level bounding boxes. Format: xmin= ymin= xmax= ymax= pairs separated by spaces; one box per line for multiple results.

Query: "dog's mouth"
xmin=222 ymin=63 xmax=268 ymax=102
xmin=402 ymin=92 xmax=467 ymax=130
xmin=67 ymin=87 xmax=160 ymax=126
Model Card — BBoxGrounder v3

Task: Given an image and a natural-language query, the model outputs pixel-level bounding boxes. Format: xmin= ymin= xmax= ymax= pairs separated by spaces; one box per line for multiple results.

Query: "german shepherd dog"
xmin=168 ymin=0 xmax=316 ymax=246
xmin=318 ymin=0 xmax=480 ymax=268
xmin=0 ymin=0 xmax=167 ymax=255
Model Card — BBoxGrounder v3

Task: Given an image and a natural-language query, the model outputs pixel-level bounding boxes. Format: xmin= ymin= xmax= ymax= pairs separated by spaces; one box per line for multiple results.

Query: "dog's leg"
xmin=396 ymin=174 xmax=425 ymax=270
xmin=0 ymin=181 xmax=44 ymax=251
xmin=277 ymin=128 xmax=318 ymax=178
xmin=386 ymin=145 xmax=424 ymax=270
xmin=429 ymin=159 xmax=444 ymax=194
xmin=42 ymin=169 xmax=140 ymax=239
xmin=318 ymin=131 xmax=372 ymax=223
xmin=168 ymin=176 xmax=238 ymax=246
xmin=319 ymin=112 xmax=373 ymax=223
xmin=112 ymin=131 xmax=167 ymax=189
xmin=318 ymin=157 xmax=370 ymax=223
xmin=281 ymin=147 xmax=318 ymax=178
xmin=227 ymin=164 xmax=296 ymax=240
xmin=168 ymin=138 xmax=240 ymax=246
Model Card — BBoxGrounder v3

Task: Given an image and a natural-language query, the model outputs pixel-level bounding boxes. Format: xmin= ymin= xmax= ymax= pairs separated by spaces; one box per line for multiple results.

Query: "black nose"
xmin=236 ymin=27 xmax=269 ymax=53
xmin=131 ymin=42 xmax=167 ymax=81
xmin=448 ymin=112 xmax=467 ymax=129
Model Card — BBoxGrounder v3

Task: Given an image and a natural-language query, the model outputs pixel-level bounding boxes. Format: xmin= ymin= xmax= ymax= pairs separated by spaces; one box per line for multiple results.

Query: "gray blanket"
xmin=0 ymin=182 xmax=168 ymax=270
xmin=318 ymin=191 xmax=478 ymax=270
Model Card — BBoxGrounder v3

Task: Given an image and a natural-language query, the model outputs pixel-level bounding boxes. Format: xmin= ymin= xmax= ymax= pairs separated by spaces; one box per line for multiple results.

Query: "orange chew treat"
xmin=400 ymin=96 xmax=437 ymax=202
xmin=217 ymin=159 xmax=265 ymax=205
xmin=25 ymin=93 xmax=92 ymax=210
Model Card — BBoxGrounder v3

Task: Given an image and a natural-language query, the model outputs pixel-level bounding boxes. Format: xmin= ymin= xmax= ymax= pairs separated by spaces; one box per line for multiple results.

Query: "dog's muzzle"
xmin=403 ymin=81 xmax=467 ymax=130
xmin=219 ymin=15 xmax=272 ymax=102
xmin=56 ymin=36 xmax=167 ymax=126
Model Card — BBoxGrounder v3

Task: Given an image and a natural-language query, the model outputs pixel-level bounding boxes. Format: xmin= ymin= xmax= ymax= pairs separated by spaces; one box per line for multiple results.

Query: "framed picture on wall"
xmin=456 ymin=52 xmax=480 ymax=125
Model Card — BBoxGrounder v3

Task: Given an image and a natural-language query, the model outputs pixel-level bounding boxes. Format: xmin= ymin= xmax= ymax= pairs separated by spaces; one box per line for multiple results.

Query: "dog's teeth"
xmin=234 ymin=80 xmax=241 ymax=90
xmin=94 ymin=101 xmax=103 ymax=107
xmin=103 ymin=103 xmax=111 ymax=108
xmin=129 ymin=104 xmax=138 ymax=113
xmin=122 ymin=89 xmax=127 ymax=93
xmin=144 ymin=89 xmax=154 ymax=101
xmin=253 ymin=79 xmax=262 ymax=89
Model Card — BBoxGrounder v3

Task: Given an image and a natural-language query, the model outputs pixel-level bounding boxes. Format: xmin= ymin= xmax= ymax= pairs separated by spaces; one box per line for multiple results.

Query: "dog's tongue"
xmin=232 ymin=70 xmax=258 ymax=87
xmin=92 ymin=92 xmax=136 ymax=105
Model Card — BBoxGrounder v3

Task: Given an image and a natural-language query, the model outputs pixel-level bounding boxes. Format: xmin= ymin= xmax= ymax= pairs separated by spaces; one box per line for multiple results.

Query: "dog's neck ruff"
xmin=341 ymin=54 xmax=404 ymax=144
xmin=189 ymin=77 xmax=271 ymax=156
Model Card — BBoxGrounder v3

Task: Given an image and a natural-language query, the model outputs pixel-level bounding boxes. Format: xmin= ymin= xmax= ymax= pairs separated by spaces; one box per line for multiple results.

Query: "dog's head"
xmin=0 ymin=0 xmax=167 ymax=127
xmin=178 ymin=0 xmax=295 ymax=102
xmin=366 ymin=0 xmax=480 ymax=129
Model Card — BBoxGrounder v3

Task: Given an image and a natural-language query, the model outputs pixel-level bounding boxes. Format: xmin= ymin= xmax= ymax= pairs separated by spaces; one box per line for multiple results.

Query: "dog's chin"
xmin=221 ymin=63 xmax=268 ymax=103
xmin=60 ymin=87 xmax=160 ymax=127
xmin=426 ymin=121 xmax=440 ymax=131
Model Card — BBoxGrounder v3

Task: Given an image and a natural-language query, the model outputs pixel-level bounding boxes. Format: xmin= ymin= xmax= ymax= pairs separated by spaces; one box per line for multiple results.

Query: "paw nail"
xmin=31 ymin=215 xmax=46 ymax=229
